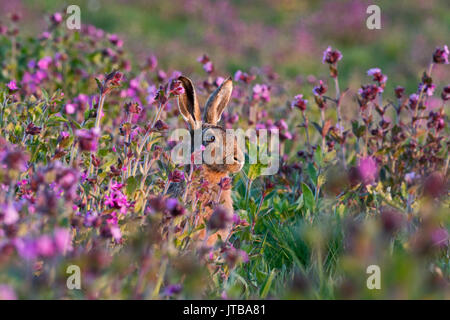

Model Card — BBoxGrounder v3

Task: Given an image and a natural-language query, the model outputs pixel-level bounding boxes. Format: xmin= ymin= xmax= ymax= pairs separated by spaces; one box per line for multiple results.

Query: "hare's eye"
xmin=206 ymin=135 xmax=215 ymax=143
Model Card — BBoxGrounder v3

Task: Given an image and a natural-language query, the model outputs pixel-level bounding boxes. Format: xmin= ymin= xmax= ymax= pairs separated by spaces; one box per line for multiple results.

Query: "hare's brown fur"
xmin=174 ymin=76 xmax=244 ymax=246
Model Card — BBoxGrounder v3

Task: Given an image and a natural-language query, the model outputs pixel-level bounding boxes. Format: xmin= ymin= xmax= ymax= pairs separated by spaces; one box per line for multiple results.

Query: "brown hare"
xmin=170 ymin=76 xmax=244 ymax=246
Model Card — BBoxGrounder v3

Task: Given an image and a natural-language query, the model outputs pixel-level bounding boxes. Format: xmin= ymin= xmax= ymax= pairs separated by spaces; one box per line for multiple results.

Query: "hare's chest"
xmin=188 ymin=183 xmax=233 ymax=211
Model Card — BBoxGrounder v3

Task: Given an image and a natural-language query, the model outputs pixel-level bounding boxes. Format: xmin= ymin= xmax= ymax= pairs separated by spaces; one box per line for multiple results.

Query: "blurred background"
xmin=0 ymin=0 xmax=448 ymax=300
xmin=1 ymin=0 xmax=448 ymax=94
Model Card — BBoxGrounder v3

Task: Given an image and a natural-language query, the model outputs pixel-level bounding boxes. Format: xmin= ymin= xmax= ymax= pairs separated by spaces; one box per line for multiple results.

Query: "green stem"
xmin=245 ymin=178 xmax=253 ymax=206
xmin=151 ymin=258 xmax=168 ymax=299
xmin=132 ymin=101 xmax=166 ymax=177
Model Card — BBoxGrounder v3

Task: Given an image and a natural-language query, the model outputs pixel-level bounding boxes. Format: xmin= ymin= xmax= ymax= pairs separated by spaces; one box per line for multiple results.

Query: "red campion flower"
xmin=432 ymin=45 xmax=449 ymax=64
xmin=168 ymin=170 xmax=185 ymax=183
xmin=357 ymin=156 xmax=378 ymax=185
xmin=25 ymin=123 xmax=42 ymax=135
xmin=441 ymin=85 xmax=450 ymax=101
xmin=367 ymin=68 xmax=388 ymax=85
xmin=292 ymin=94 xmax=308 ymax=111
xmin=99 ymin=70 xmax=123 ymax=95
xmin=218 ymin=177 xmax=232 ymax=190
xmin=6 ymin=80 xmax=19 ymax=94
xmin=359 ymin=84 xmax=382 ymax=101
xmin=313 ymin=80 xmax=328 ymax=96
xmin=322 ymin=46 xmax=343 ymax=65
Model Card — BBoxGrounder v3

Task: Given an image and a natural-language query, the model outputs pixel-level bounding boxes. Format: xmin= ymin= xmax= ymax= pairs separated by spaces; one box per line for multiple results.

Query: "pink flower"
xmin=359 ymin=84 xmax=382 ymax=101
xmin=54 ymin=228 xmax=73 ymax=254
xmin=395 ymin=86 xmax=405 ymax=99
xmin=110 ymin=225 xmax=122 ymax=242
xmin=168 ymin=170 xmax=185 ymax=183
xmin=405 ymin=172 xmax=419 ymax=184
xmin=6 ymin=80 xmax=19 ymax=93
xmin=76 ymin=128 xmax=99 ymax=152
xmin=165 ymin=198 xmax=185 ymax=217
xmin=169 ymin=79 xmax=185 ymax=96
xmin=234 ymin=70 xmax=255 ymax=83
xmin=1 ymin=203 xmax=19 ymax=225
xmin=322 ymin=46 xmax=343 ymax=64
xmin=218 ymin=177 xmax=232 ymax=190
xmin=37 ymin=56 xmax=52 ymax=70
xmin=292 ymin=94 xmax=308 ymax=111
xmin=357 ymin=156 xmax=377 ymax=185
xmin=50 ymin=12 xmax=63 ymax=25
xmin=208 ymin=206 xmax=232 ymax=230
xmin=252 ymin=84 xmax=270 ymax=102
xmin=36 ymin=235 xmax=55 ymax=257
xmin=367 ymin=68 xmax=388 ymax=84
xmin=442 ymin=85 xmax=450 ymax=101
xmin=15 ymin=238 xmax=37 ymax=260
xmin=39 ymin=31 xmax=51 ymax=40
xmin=105 ymin=190 xmax=132 ymax=214
xmin=65 ymin=103 xmax=76 ymax=114
xmin=313 ymin=80 xmax=328 ymax=96
xmin=197 ymin=54 xmax=214 ymax=74
xmin=408 ymin=93 xmax=419 ymax=110
xmin=0 ymin=284 xmax=17 ymax=300
xmin=108 ymin=34 xmax=123 ymax=47
xmin=111 ymin=181 xmax=124 ymax=191
xmin=203 ymin=61 xmax=214 ymax=74
xmin=146 ymin=54 xmax=158 ymax=70
xmin=197 ymin=54 xmax=210 ymax=64
xmin=215 ymin=76 xmax=225 ymax=86
xmin=431 ymin=228 xmax=448 ymax=248
xmin=418 ymin=82 xmax=436 ymax=97
xmin=432 ymin=45 xmax=449 ymax=64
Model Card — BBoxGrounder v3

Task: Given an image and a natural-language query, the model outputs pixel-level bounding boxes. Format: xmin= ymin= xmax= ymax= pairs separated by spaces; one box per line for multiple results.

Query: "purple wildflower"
xmin=168 ymin=170 xmax=185 ymax=183
xmin=367 ymin=68 xmax=388 ymax=85
xmin=322 ymin=46 xmax=343 ymax=64
xmin=53 ymin=228 xmax=73 ymax=254
xmin=432 ymin=45 xmax=449 ymax=64
xmin=0 ymin=284 xmax=17 ymax=300
xmin=292 ymin=94 xmax=308 ymax=111
xmin=50 ymin=12 xmax=63 ymax=25
xmin=357 ymin=156 xmax=377 ymax=185
xmin=252 ymin=84 xmax=270 ymax=102
xmin=76 ymin=128 xmax=99 ymax=152
xmin=313 ymin=80 xmax=328 ymax=96
xmin=37 ymin=56 xmax=52 ymax=70
xmin=6 ymin=80 xmax=19 ymax=93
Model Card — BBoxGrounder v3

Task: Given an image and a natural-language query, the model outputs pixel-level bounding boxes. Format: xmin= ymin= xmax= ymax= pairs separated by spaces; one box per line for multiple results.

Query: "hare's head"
xmin=177 ymin=76 xmax=244 ymax=174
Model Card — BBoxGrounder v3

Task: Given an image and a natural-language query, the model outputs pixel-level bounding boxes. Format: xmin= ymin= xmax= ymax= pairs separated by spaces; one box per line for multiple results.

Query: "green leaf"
xmin=295 ymin=194 xmax=304 ymax=211
xmin=248 ymin=162 xmax=265 ymax=180
xmin=101 ymin=152 xmax=117 ymax=170
xmin=314 ymin=145 xmax=323 ymax=166
xmin=301 ymin=183 xmax=315 ymax=212
xmin=352 ymin=121 xmax=366 ymax=138
xmin=95 ymin=78 xmax=103 ymax=92
xmin=126 ymin=176 xmax=138 ymax=197
xmin=70 ymin=120 xmax=82 ymax=130
xmin=312 ymin=122 xmax=322 ymax=135
xmin=47 ymin=115 xmax=69 ymax=126
xmin=260 ymin=269 xmax=276 ymax=298
xmin=41 ymin=88 xmax=49 ymax=102
xmin=307 ymin=162 xmax=317 ymax=186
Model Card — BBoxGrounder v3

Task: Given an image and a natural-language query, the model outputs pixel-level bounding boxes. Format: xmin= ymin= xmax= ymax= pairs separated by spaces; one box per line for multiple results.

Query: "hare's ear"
xmin=178 ymin=76 xmax=201 ymax=130
xmin=204 ymin=77 xmax=233 ymax=125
